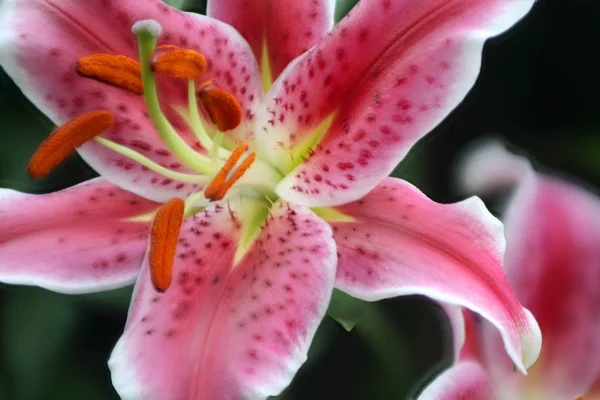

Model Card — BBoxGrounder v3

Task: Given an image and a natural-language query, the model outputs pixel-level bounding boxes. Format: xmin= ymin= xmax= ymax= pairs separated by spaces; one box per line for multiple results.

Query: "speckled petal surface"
xmin=109 ymin=201 xmax=336 ymax=400
xmin=207 ymin=0 xmax=335 ymax=82
xmin=330 ymin=177 xmax=540 ymax=372
xmin=0 ymin=0 xmax=262 ymax=202
xmin=0 ymin=178 xmax=158 ymax=293
xmin=267 ymin=0 xmax=535 ymax=207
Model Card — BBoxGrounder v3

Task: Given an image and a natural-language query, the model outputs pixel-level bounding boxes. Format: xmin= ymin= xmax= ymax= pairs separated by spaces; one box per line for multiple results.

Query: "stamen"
xmin=134 ymin=23 xmax=215 ymax=175
xmin=212 ymin=152 xmax=256 ymax=201
xmin=204 ymin=144 xmax=248 ymax=199
xmin=77 ymin=54 xmax=143 ymax=95
xmin=196 ymin=80 xmax=242 ymax=132
xmin=28 ymin=110 xmax=114 ymax=179
xmin=149 ymin=198 xmax=185 ymax=293
xmin=186 ymin=80 xmax=224 ymax=156
xmin=151 ymin=47 xmax=206 ymax=80
xmin=94 ymin=136 xmax=209 ymax=184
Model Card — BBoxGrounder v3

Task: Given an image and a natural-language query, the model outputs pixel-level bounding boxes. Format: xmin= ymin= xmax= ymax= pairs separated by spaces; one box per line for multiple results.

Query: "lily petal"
xmin=440 ymin=304 xmax=466 ymax=362
xmin=489 ymin=173 xmax=600 ymax=397
xmin=268 ymin=0 xmax=534 ymax=206
xmin=109 ymin=201 xmax=336 ymax=400
xmin=417 ymin=361 xmax=494 ymax=400
xmin=0 ymin=178 xmax=158 ymax=294
xmin=456 ymin=139 xmax=531 ymax=196
xmin=458 ymin=142 xmax=600 ymax=397
xmin=330 ymin=177 xmax=541 ymax=371
xmin=207 ymin=0 xmax=335 ymax=85
xmin=0 ymin=0 xmax=262 ymax=202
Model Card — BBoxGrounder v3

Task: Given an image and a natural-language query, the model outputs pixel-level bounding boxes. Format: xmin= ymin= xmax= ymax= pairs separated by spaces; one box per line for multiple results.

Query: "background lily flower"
xmin=417 ymin=141 xmax=600 ymax=400
xmin=0 ymin=0 xmax=540 ymax=398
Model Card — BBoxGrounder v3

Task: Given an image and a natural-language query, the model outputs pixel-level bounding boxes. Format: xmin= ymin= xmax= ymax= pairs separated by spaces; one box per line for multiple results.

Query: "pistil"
xmin=133 ymin=21 xmax=215 ymax=176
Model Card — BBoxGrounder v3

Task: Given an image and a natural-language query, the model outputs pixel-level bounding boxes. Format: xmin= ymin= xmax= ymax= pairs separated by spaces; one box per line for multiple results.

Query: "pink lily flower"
xmin=418 ymin=142 xmax=600 ymax=400
xmin=0 ymin=1 xmax=541 ymax=398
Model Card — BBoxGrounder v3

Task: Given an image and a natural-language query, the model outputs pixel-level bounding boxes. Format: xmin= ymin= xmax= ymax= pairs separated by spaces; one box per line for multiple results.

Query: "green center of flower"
xmin=128 ymin=20 xmax=282 ymax=207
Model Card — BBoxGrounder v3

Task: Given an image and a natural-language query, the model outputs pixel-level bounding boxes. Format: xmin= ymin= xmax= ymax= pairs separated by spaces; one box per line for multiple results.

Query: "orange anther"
xmin=151 ymin=47 xmax=206 ymax=80
xmin=212 ymin=152 xmax=256 ymax=201
xmin=28 ymin=110 xmax=114 ymax=179
xmin=149 ymin=198 xmax=185 ymax=293
xmin=196 ymin=80 xmax=242 ymax=131
xmin=77 ymin=54 xmax=143 ymax=95
xmin=204 ymin=144 xmax=248 ymax=200
xmin=156 ymin=44 xmax=181 ymax=51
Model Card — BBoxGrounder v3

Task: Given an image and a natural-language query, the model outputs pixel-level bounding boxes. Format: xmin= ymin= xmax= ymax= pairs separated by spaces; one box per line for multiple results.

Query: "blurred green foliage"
xmin=1 ymin=0 xmax=600 ymax=399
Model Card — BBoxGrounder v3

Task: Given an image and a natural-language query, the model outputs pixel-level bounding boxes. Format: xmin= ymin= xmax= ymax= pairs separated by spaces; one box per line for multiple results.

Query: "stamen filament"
xmin=135 ymin=27 xmax=215 ymax=176
xmin=183 ymin=191 xmax=208 ymax=217
xmin=94 ymin=137 xmax=210 ymax=184
xmin=210 ymin=131 xmax=224 ymax=161
xmin=204 ymin=144 xmax=248 ymax=199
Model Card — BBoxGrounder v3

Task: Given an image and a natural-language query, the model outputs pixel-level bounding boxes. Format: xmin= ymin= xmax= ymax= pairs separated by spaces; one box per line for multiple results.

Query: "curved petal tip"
xmin=456 ymin=139 xmax=533 ymax=196
xmin=520 ymin=308 xmax=542 ymax=371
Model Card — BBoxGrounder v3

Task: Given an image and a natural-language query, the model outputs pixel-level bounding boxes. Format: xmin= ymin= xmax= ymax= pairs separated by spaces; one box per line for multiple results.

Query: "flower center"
xmin=28 ymin=19 xmax=282 ymax=206
xmin=27 ymin=19 xmax=289 ymax=293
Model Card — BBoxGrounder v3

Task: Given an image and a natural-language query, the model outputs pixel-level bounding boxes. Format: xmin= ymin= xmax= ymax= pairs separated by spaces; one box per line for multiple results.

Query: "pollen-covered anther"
xmin=28 ymin=110 xmax=114 ymax=179
xmin=204 ymin=144 xmax=255 ymax=201
xmin=213 ymin=152 xmax=256 ymax=201
xmin=77 ymin=54 xmax=143 ymax=94
xmin=149 ymin=198 xmax=185 ymax=293
xmin=151 ymin=46 xmax=206 ymax=80
xmin=196 ymin=80 xmax=242 ymax=131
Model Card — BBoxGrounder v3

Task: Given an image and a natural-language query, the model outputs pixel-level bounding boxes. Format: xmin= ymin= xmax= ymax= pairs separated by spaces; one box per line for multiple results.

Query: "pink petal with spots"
xmin=481 ymin=173 xmax=600 ymax=398
xmin=207 ymin=0 xmax=335 ymax=81
xmin=109 ymin=202 xmax=336 ymax=400
xmin=0 ymin=178 xmax=158 ymax=294
xmin=0 ymin=0 xmax=262 ymax=202
xmin=330 ymin=178 xmax=541 ymax=372
xmin=417 ymin=361 xmax=494 ymax=400
xmin=268 ymin=0 xmax=534 ymax=207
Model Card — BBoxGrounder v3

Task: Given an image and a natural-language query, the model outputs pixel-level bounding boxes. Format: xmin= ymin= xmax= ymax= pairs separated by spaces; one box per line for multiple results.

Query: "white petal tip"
xmin=456 ymin=139 xmax=532 ymax=195
xmin=520 ymin=308 xmax=542 ymax=370
xmin=132 ymin=19 xmax=163 ymax=37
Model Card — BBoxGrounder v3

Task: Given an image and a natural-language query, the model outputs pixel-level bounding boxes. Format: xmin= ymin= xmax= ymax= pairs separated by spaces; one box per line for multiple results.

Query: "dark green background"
xmin=1 ymin=0 xmax=598 ymax=399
